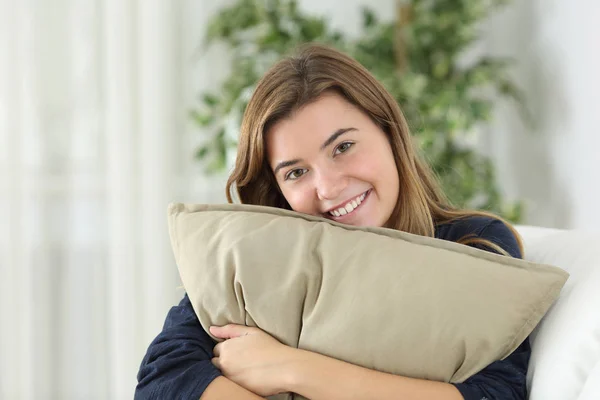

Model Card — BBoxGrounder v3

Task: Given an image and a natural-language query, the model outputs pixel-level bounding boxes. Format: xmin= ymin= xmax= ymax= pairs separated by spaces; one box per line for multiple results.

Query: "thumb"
xmin=209 ymin=324 xmax=252 ymax=339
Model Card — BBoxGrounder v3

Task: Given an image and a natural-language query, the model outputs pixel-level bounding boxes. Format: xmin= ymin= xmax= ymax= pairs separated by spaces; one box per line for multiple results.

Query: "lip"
xmin=324 ymin=189 xmax=371 ymax=219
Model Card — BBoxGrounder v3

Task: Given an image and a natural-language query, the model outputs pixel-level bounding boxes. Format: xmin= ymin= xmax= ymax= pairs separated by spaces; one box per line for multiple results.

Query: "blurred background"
xmin=0 ymin=0 xmax=598 ymax=399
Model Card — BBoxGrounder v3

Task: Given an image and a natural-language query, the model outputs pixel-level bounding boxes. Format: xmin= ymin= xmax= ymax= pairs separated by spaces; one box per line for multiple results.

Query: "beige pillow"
xmin=168 ymin=203 xmax=568 ymax=400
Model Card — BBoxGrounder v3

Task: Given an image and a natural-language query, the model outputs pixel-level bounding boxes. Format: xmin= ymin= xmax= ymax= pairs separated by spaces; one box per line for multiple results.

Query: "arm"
xmin=210 ymin=324 xmax=462 ymax=399
xmin=286 ymin=351 xmax=463 ymax=400
xmin=213 ymin=323 xmax=529 ymax=400
xmin=134 ymin=294 xmax=263 ymax=400
xmin=283 ymin=339 xmax=529 ymax=400
xmin=201 ymin=377 xmax=264 ymax=400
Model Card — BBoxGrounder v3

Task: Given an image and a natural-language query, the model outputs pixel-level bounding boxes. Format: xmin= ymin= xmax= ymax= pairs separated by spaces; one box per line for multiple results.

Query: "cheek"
xmin=380 ymin=155 xmax=399 ymax=188
xmin=280 ymin=184 xmax=316 ymax=213
xmin=350 ymin=150 xmax=399 ymax=195
xmin=348 ymin=152 xmax=388 ymax=180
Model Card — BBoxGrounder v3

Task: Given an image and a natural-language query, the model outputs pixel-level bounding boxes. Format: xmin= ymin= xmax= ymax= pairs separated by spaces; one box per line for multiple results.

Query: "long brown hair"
xmin=225 ymin=43 xmax=523 ymax=257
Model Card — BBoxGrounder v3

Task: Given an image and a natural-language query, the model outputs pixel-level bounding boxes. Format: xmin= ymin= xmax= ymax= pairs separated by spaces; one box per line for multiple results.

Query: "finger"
xmin=210 ymin=324 xmax=253 ymax=339
xmin=213 ymin=342 xmax=222 ymax=357
xmin=211 ymin=357 xmax=221 ymax=370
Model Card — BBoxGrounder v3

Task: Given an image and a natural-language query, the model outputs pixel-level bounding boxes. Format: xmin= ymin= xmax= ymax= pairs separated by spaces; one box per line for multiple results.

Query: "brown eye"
xmin=334 ymin=142 xmax=354 ymax=155
xmin=285 ymin=168 xmax=307 ymax=181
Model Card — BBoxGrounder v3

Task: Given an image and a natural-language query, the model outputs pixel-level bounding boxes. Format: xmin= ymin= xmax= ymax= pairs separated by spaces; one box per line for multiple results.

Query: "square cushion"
xmin=168 ymin=203 xmax=568 ymax=400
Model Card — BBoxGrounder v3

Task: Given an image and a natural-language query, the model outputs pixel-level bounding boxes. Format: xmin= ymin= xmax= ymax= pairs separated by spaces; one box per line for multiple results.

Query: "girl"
xmin=135 ymin=44 xmax=530 ymax=400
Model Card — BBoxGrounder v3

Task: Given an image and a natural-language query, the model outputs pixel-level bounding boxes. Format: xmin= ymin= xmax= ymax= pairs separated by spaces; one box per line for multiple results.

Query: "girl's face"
xmin=266 ymin=92 xmax=400 ymax=228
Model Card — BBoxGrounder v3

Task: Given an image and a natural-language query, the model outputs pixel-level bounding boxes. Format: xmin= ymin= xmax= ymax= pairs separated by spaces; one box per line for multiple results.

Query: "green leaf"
xmin=189 ymin=110 xmax=215 ymax=126
xmin=497 ymin=80 xmax=535 ymax=127
xmin=203 ymin=93 xmax=219 ymax=107
xmin=195 ymin=145 xmax=210 ymax=160
xmin=361 ymin=7 xmax=377 ymax=28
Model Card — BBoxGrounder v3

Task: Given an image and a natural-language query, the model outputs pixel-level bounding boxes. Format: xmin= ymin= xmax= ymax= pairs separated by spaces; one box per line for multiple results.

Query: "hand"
xmin=210 ymin=324 xmax=298 ymax=397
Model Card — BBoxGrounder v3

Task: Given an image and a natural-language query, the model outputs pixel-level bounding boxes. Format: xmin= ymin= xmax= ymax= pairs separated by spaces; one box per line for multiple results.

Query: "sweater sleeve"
xmin=452 ymin=219 xmax=530 ymax=400
xmin=135 ymin=294 xmax=221 ymax=400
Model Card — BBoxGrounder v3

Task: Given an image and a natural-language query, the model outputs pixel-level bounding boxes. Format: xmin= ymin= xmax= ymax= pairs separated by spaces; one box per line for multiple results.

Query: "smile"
xmin=327 ymin=190 xmax=371 ymax=218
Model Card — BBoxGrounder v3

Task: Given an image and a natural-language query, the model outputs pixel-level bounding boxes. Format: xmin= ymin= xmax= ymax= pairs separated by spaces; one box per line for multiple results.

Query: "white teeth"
xmin=328 ymin=191 xmax=369 ymax=217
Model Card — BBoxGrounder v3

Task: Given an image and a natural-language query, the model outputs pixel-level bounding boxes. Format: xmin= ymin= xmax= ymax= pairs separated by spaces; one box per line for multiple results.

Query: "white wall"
xmin=482 ymin=0 xmax=600 ymax=230
xmin=183 ymin=0 xmax=600 ymax=231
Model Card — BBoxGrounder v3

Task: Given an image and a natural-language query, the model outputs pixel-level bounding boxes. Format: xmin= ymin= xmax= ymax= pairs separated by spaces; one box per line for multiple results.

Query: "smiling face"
xmin=266 ymin=91 xmax=400 ymax=228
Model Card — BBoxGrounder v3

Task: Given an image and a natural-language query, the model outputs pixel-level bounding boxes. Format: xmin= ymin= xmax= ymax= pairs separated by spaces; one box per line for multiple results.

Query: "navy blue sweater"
xmin=135 ymin=216 xmax=530 ymax=399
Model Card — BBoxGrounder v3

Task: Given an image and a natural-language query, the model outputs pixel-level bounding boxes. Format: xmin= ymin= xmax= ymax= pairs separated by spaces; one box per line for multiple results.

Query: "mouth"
xmin=324 ymin=189 xmax=372 ymax=220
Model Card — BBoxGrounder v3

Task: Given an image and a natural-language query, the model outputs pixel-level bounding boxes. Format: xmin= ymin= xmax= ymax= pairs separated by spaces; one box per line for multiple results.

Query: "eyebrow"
xmin=320 ymin=127 xmax=357 ymax=150
xmin=273 ymin=127 xmax=357 ymax=176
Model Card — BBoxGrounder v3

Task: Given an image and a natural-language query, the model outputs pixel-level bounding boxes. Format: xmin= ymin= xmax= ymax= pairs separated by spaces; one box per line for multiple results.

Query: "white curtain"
xmin=0 ymin=1 xmax=201 ymax=398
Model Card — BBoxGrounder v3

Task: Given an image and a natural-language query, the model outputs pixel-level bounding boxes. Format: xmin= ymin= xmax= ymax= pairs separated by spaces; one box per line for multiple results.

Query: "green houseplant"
xmin=191 ymin=0 xmax=527 ymax=222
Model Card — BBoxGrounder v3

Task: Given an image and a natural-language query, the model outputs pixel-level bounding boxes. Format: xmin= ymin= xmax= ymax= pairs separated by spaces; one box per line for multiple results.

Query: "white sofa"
xmin=516 ymin=225 xmax=600 ymax=399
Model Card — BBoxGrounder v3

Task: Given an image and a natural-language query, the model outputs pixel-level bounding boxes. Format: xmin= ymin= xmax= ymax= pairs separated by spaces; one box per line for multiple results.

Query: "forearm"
xmin=201 ymin=376 xmax=265 ymax=400
xmin=286 ymin=349 xmax=463 ymax=400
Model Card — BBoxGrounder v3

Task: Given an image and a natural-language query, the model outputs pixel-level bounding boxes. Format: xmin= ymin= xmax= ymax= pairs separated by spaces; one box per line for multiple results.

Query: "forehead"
xmin=266 ymin=93 xmax=362 ymax=152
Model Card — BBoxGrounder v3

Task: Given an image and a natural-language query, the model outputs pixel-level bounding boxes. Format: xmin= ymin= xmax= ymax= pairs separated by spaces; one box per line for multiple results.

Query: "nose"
xmin=315 ymin=166 xmax=346 ymax=201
